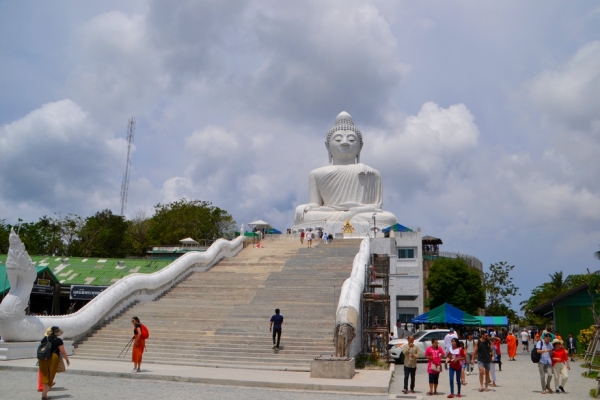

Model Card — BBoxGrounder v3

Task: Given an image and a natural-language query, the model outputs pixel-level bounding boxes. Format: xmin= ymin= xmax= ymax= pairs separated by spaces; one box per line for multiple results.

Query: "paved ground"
xmin=0 ymin=355 xmax=390 ymax=398
xmin=1 ymin=344 xmax=595 ymax=399
xmin=0 ymin=370 xmax=388 ymax=400
xmin=389 ymin=344 xmax=594 ymax=398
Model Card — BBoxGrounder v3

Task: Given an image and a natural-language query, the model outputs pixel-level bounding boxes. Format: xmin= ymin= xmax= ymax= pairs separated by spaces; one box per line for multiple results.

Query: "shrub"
xmin=578 ymin=325 xmax=596 ymax=349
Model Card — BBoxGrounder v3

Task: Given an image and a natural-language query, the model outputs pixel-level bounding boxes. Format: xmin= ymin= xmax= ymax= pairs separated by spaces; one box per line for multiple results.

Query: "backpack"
xmin=140 ymin=324 xmax=149 ymax=340
xmin=37 ymin=339 xmax=53 ymax=361
xmin=531 ymin=340 xmax=543 ymax=363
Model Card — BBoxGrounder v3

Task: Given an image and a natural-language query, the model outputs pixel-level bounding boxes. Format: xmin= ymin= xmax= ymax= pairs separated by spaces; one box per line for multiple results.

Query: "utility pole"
xmin=120 ymin=117 xmax=136 ymax=216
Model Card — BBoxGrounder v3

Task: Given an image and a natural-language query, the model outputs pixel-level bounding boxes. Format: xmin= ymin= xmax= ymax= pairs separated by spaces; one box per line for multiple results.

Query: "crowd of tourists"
xmin=399 ymin=327 xmax=577 ymax=397
xmin=299 ymin=229 xmax=333 ymax=247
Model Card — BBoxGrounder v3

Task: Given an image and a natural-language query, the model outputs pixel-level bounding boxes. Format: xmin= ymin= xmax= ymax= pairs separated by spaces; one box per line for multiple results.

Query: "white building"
xmin=370 ymin=228 xmax=423 ymax=332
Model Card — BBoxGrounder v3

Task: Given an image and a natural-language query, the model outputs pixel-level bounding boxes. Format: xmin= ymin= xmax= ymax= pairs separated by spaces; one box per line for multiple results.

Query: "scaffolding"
xmin=361 ymin=254 xmax=390 ymax=359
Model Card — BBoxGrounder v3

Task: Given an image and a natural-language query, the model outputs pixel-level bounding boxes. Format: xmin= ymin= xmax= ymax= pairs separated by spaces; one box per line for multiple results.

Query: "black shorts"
xmin=428 ymin=373 xmax=440 ymax=384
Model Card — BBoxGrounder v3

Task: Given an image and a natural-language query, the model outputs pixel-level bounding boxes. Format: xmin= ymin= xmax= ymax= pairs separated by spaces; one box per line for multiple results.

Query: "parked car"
xmin=389 ymin=329 xmax=461 ymax=364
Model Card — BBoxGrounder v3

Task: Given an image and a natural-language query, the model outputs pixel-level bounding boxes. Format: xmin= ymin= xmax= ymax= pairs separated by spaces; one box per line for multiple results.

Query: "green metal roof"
xmin=0 ymin=255 xmax=173 ymax=294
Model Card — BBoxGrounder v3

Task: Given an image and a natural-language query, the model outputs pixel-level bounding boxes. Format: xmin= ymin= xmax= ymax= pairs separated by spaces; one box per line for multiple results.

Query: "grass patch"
xmin=590 ymin=388 xmax=596 ymax=398
xmin=583 ymin=370 xmax=599 ymax=379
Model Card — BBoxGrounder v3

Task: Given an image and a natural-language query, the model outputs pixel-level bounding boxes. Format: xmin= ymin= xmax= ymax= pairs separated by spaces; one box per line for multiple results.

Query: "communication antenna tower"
xmin=120 ymin=117 xmax=136 ymax=216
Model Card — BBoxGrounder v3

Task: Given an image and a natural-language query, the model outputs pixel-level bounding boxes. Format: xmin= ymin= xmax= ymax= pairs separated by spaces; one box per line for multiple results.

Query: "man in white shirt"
xmin=444 ymin=328 xmax=458 ymax=369
xmin=521 ymin=328 xmax=530 ymax=353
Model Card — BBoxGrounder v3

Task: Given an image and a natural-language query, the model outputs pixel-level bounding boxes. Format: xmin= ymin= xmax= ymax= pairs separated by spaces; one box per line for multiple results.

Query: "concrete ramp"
xmin=73 ymin=237 xmax=361 ymax=371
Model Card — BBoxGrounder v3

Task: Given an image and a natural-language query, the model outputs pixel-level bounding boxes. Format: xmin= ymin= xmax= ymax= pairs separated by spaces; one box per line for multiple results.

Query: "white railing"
xmin=334 ymin=237 xmax=370 ymax=357
xmin=0 ymin=235 xmax=244 ymax=342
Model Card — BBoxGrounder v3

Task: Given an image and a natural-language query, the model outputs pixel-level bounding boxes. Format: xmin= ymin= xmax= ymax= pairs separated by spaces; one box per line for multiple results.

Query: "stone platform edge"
xmin=0 ymin=358 xmax=392 ymax=395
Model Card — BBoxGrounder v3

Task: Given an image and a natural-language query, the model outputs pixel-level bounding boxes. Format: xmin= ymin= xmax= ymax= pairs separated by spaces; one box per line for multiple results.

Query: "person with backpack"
xmin=131 ymin=316 xmax=148 ymax=372
xmin=38 ymin=326 xmax=70 ymax=400
xmin=536 ymin=333 xmax=554 ymax=394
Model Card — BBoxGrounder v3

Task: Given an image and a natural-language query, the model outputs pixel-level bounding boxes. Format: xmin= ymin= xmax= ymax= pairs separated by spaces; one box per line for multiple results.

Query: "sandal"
xmin=478 ymin=388 xmax=484 ymax=392
xmin=427 ymin=392 xmax=433 ymax=396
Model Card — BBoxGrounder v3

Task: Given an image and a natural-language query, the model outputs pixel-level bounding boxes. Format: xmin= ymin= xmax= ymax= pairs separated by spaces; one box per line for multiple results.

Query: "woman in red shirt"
xmin=551 ymin=339 xmax=570 ymax=393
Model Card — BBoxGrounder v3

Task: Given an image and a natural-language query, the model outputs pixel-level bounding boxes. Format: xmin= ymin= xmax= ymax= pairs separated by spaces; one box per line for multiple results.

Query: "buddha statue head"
xmin=325 ymin=111 xmax=364 ymax=164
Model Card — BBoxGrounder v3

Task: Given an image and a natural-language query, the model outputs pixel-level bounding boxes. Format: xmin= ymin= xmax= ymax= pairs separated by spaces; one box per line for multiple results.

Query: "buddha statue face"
xmin=325 ymin=111 xmax=364 ymax=164
xmin=326 ymin=130 xmax=363 ymax=164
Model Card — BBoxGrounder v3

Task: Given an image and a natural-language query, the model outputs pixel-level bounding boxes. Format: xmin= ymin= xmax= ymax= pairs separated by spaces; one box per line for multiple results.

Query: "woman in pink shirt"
xmin=425 ymin=338 xmax=445 ymax=395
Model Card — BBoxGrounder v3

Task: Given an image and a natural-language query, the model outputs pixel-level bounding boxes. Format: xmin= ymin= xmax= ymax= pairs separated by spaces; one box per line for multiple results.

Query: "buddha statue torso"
xmin=293 ymin=112 xmax=397 ymax=232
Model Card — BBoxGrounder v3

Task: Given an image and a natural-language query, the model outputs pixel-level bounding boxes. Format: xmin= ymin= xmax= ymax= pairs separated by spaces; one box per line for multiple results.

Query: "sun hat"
xmin=51 ymin=326 xmax=64 ymax=336
xmin=552 ymin=338 xmax=562 ymax=345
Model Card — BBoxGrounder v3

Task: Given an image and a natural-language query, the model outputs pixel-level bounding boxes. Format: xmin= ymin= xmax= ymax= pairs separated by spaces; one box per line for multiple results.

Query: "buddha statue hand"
xmin=357 ymin=164 xmax=376 ymax=176
xmin=294 ymin=203 xmax=320 ymax=222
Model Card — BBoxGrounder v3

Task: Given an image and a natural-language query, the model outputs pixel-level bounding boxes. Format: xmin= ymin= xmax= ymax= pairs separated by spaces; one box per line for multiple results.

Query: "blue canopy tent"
xmin=266 ymin=228 xmax=282 ymax=234
xmin=475 ymin=316 xmax=508 ymax=326
xmin=382 ymin=223 xmax=413 ymax=233
xmin=411 ymin=303 xmax=481 ymax=325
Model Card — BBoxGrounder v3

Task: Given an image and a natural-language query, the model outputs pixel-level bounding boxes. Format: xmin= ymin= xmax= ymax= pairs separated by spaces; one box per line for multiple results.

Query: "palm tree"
xmin=548 ymin=271 xmax=568 ymax=295
xmin=595 ymin=247 xmax=600 ymax=260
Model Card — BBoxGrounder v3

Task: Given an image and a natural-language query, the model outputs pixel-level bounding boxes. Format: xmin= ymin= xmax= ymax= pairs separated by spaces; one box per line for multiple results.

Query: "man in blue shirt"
xmin=537 ymin=333 xmax=554 ymax=394
xmin=269 ymin=308 xmax=284 ymax=349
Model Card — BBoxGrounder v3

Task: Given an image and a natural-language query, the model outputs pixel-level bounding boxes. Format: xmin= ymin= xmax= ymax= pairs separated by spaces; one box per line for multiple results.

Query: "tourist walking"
xmin=443 ymin=328 xmax=457 ymax=370
xmin=425 ymin=338 xmax=445 ymax=395
xmin=306 ymin=231 xmax=313 ymax=248
xmin=270 ymin=308 xmax=284 ymax=349
xmin=521 ymin=328 xmax=530 ymax=352
xmin=506 ymin=330 xmax=517 ymax=360
xmin=493 ymin=335 xmax=502 ymax=371
xmin=464 ymin=332 xmax=476 ymax=375
xmin=459 ymin=341 xmax=468 ymax=385
xmin=446 ymin=338 xmax=466 ymax=398
xmin=472 ymin=330 xmax=493 ymax=392
xmin=567 ymin=333 xmax=577 ymax=361
xmin=300 ymin=230 xmax=304 ymax=244
xmin=400 ymin=335 xmax=421 ymax=394
xmin=131 ymin=316 xmax=146 ymax=372
xmin=551 ymin=339 xmax=570 ymax=393
xmin=38 ymin=326 xmax=70 ymax=400
xmin=537 ymin=333 xmax=554 ymax=394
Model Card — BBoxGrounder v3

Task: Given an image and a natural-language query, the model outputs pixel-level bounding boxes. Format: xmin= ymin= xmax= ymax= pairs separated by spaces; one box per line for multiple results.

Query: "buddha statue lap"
xmin=294 ymin=111 xmax=397 ymax=233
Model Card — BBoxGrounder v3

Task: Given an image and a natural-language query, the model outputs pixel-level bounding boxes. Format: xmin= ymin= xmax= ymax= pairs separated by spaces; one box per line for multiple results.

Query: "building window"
xmin=397 ymin=313 xmax=415 ymax=323
xmin=398 ymin=248 xmax=416 ymax=259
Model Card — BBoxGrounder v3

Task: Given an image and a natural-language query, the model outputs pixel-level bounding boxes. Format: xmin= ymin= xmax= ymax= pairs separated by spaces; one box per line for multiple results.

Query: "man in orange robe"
xmin=506 ymin=330 xmax=517 ymax=360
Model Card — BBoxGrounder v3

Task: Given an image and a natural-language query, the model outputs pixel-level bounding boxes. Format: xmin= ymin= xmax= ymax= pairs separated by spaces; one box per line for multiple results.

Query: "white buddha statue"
xmin=294 ymin=111 xmax=397 ymax=233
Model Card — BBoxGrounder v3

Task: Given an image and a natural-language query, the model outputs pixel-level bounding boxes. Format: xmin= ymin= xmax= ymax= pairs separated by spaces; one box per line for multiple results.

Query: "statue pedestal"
xmin=310 ymin=356 xmax=355 ymax=379
xmin=291 ymin=220 xmax=373 ymax=237
xmin=0 ymin=340 xmax=74 ymax=360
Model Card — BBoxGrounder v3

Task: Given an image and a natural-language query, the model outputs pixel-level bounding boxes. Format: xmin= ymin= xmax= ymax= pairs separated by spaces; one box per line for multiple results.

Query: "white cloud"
xmin=0 ymin=99 xmax=124 ymax=219
xmin=527 ymin=40 xmax=600 ymax=130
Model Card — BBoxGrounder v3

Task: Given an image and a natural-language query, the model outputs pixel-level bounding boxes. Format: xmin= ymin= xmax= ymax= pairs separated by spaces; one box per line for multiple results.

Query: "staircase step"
xmin=74 ymin=237 xmax=360 ymax=369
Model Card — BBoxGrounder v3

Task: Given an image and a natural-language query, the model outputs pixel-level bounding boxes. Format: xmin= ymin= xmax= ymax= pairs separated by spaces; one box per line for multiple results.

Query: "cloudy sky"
xmin=1 ymin=1 xmax=599 ymax=310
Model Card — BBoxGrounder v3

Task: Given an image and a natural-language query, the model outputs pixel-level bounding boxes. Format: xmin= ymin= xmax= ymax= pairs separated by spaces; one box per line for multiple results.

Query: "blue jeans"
xmin=449 ymin=368 xmax=461 ymax=395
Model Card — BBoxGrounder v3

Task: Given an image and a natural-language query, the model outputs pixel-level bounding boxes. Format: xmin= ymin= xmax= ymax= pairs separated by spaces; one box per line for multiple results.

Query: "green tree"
xmin=0 ymin=219 xmax=10 ymax=253
xmin=484 ymin=261 xmax=518 ymax=322
xmin=595 ymin=246 xmax=600 ymax=260
xmin=148 ymin=199 xmax=236 ymax=245
xmin=425 ymin=257 xmax=485 ymax=315
xmin=57 ymin=213 xmax=84 ymax=256
xmin=79 ymin=209 xmax=130 ymax=258
xmin=126 ymin=211 xmax=152 ymax=257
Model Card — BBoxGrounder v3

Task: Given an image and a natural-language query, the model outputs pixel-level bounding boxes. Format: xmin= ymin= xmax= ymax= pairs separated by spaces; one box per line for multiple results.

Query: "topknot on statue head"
xmin=325 ymin=111 xmax=363 ymax=164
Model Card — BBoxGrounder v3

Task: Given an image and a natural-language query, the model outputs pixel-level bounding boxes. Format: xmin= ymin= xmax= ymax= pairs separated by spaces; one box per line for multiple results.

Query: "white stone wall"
xmin=391 ymin=230 xmax=423 ymax=329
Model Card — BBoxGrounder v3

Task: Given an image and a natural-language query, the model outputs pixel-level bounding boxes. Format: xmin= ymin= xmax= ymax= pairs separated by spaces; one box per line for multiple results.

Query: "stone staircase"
xmin=73 ymin=237 xmax=361 ymax=371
